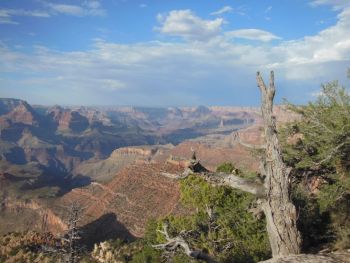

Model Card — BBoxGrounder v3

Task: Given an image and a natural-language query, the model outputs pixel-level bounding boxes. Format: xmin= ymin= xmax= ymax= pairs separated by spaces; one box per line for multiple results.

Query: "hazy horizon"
xmin=2 ymin=96 xmax=295 ymax=109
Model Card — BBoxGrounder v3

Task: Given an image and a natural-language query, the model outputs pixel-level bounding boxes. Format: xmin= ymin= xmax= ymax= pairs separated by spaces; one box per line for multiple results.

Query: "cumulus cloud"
xmin=226 ymin=29 xmax=281 ymax=42
xmin=274 ymin=6 xmax=350 ymax=68
xmin=156 ymin=10 xmax=224 ymax=41
xmin=210 ymin=6 xmax=233 ymax=16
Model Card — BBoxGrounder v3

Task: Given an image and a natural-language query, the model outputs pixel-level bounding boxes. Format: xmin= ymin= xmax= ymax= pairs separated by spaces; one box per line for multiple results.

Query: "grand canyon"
xmin=0 ymin=97 xmax=269 ymax=239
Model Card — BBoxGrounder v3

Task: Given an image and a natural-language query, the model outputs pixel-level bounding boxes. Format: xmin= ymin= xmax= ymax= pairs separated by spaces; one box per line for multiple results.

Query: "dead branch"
xmin=201 ymin=172 xmax=265 ymax=196
xmin=153 ymin=224 xmax=218 ymax=263
xmin=159 ymin=169 xmax=265 ymax=196
xmin=160 ymin=167 xmax=192 ymax=180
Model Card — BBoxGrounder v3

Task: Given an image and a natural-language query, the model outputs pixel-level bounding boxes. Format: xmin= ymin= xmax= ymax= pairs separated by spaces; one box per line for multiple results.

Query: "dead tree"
xmin=159 ymin=72 xmax=302 ymax=258
xmin=254 ymin=71 xmax=301 ymax=256
xmin=62 ymin=201 xmax=84 ymax=263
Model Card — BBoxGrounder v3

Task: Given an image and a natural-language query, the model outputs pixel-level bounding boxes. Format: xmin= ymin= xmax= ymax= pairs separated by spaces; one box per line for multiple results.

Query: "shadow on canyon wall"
xmin=80 ymin=213 xmax=135 ymax=250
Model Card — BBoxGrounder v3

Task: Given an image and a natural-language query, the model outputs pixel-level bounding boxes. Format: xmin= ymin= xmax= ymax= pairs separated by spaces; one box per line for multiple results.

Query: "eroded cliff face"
xmin=0 ymin=197 xmax=66 ymax=235
xmin=0 ymin=146 xmax=183 ymax=238
xmin=48 ymin=107 xmax=89 ymax=132
xmin=0 ymin=101 xmax=40 ymax=126
xmin=73 ymin=145 xmax=171 ymax=182
xmin=59 ymin=162 xmax=185 ymax=238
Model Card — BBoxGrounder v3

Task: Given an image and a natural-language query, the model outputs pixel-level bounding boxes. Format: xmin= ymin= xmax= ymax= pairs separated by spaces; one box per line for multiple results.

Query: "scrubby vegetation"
xmin=280 ymin=77 xmax=350 ymax=251
xmin=126 ymin=171 xmax=270 ymax=263
xmin=89 ymin=164 xmax=270 ymax=263
xmin=0 ymin=231 xmax=58 ymax=263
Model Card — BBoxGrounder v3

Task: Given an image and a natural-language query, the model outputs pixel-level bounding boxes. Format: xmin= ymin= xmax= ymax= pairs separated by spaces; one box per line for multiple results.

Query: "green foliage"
xmin=216 ymin=162 xmax=236 ymax=173
xmin=281 ymin=77 xmax=350 ymax=250
xmin=149 ymin=175 xmax=270 ymax=263
xmin=129 ymin=219 xmax=162 ymax=263
xmin=129 ymin=246 xmax=161 ymax=263
xmin=180 ymin=174 xmax=230 ymax=210
xmin=291 ymin=185 xmax=333 ymax=251
xmin=281 ymin=81 xmax=350 ymax=171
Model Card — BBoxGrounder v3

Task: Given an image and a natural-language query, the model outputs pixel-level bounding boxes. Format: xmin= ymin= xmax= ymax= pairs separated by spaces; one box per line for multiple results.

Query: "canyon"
xmin=0 ymin=98 xmax=293 ymax=244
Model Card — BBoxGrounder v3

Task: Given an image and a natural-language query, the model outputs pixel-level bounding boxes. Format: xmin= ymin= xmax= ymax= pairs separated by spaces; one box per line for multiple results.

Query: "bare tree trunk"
xmin=257 ymin=71 xmax=301 ymax=256
xmin=62 ymin=201 xmax=84 ymax=263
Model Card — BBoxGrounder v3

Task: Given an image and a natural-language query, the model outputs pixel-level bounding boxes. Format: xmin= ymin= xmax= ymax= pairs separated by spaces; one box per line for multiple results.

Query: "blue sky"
xmin=0 ymin=0 xmax=349 ymax=106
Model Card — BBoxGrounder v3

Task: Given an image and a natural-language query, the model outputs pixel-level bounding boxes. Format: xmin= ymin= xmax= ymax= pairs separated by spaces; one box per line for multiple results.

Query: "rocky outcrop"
xmin=48 ymin=107 xmax=89 ymax=132
xmin=1 ymin=100 xmax=40 ymax=126
xmin=74 ymin=145 xmax=171 ymax=182
xmin=0 ymin=98 xmax=26 ymax=115
xmin=167 ymin=139 xmax=260 ymax=171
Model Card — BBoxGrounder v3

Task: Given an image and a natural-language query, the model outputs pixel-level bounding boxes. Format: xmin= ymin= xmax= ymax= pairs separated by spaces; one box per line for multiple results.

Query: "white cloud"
xmin=265 ymin=6 xmax=272 ymax=13
xmin=0 ymin=9 xmax=50 ymax=24
xmin=310 ymin=0 xmax=350 ymax=10
xmin=0 ymin=10 xmax=18 ymax=24
xmin=100 ymin=79 xmax=126 ymax=91
xmin=0 ymin=6 xmax=350 ymax=105
xmin=0 ymin=19 xmax=18 ymax=25
xmin=211 ymin=5 xmax=248 ymax=17
xmin=84 ymin=1 xmax=101 ymax=9
xmin=226 ymin=29 xmax=281 ymax=42
xmin=276 ymin=6 xmax=350 ymax=67
xmin=156 ymin=10 xmax=224 ymax=41
xmin=49 ymin=4 xmax=84 ymax=16
xmin=0 ymin=1 xmax=105 ymax=24
xmin=210 ymin=6 xmax=233 ymax=16
xmin=48 ymin=2 xmax=105 ymax=17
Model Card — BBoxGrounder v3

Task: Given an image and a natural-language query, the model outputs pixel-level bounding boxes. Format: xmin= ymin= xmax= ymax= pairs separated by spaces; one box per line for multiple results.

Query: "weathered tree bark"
xmin=62 ymin=201 xmax=84 ymax=263
xmin=256 ymin=71 xmax=301 ymax=256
